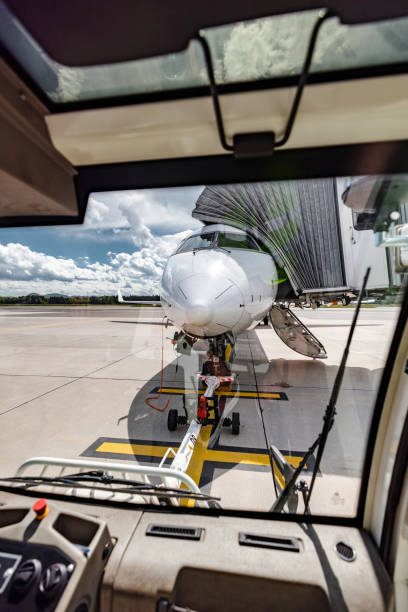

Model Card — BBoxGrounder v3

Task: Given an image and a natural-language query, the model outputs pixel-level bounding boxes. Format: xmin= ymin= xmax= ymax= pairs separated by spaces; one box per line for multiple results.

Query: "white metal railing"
xmin=14 ymin=456 xmax=208 ymax=508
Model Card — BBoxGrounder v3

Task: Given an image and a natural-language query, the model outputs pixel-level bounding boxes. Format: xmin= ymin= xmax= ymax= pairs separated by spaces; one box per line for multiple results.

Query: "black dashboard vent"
xmin=239 ymin=533 xmax=301 ymax=552
xmin=146 ymin=524 xmax=202 ymax=540
xmin=335 ymin=541 xmax=356 ymax=562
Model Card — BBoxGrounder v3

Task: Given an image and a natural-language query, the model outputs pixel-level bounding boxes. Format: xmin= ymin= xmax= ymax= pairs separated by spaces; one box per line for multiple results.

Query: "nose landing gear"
xmin=166 ymin=333 xmax=240 ymax=435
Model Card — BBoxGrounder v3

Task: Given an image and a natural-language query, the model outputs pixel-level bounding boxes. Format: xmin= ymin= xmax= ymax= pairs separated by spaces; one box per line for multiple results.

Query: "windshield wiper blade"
xmin=0 ymin=472 xmax=220 ymax=502
xmin=270 ymin=267 xmax=371 ymax=514
xmin=1 ymin=470 xmax=146 ymax=487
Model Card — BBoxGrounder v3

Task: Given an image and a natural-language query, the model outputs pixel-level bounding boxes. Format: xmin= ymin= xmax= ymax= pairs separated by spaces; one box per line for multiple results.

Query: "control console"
xmin=0 ymin=500 xmax=112 ymax=612
xmin=0 ymin=538 xmax=73 ymax=610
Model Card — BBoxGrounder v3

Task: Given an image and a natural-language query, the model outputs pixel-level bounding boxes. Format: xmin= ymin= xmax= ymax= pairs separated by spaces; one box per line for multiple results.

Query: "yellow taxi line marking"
xmin=96 ymin=439 xmax=306 ymax=506
xmin=0 ymin=319 xmax=100 ymax=333
xmin=158 ymin=387 xmax=282 ymax=399
xmin=204 ymin=449 xmax=271 ymax=465
xmin=96 ymin=441 xmax=306 ymax=473
xmin=97 ymin=442 xmax=178 ymax=457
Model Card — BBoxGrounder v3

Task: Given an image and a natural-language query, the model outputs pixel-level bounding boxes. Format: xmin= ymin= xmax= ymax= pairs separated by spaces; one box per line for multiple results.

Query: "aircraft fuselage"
xmin=160 ymin=224 xmax=278 ymax=338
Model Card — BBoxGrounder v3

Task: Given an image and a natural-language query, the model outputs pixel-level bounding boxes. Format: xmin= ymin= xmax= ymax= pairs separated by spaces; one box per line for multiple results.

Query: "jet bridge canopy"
xmin=192 ymin=180 xmax=346 ymax=292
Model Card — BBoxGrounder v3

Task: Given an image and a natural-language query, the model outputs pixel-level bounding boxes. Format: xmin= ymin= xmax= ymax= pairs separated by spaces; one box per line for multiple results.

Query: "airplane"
xmin=119 ymin=221 xmax=328 ymax=365
xmin=118 ymin=221 xmax=332 ymax=434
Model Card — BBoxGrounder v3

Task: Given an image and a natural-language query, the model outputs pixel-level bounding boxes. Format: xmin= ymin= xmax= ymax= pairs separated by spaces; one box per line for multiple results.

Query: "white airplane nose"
xmin=177 ymin=273 xmax=244 ymax=336
xmin=185 ymin=301 xmax=213 ymax=326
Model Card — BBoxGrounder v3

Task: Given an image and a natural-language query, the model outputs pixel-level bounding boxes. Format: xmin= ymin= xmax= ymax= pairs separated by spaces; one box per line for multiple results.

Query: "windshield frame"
xmin=356 ymin=280 xmax=408 ymax=525
xmin=1 ymin=140 xmax=408 ymax=529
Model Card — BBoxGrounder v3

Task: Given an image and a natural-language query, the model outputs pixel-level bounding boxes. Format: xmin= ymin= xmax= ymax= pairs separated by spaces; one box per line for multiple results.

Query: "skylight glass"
xmin=1 ymin=1 xmax=408 ymax=104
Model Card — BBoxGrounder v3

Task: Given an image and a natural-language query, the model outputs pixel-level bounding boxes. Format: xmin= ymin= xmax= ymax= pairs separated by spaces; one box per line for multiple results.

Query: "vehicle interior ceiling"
xmin=0 ymin=1 xmax=407 ymax=611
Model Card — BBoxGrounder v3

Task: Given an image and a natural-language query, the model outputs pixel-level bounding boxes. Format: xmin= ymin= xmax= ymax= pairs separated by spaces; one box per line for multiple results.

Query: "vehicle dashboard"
xmin=0 ymin=491 xmax=392 ymax=612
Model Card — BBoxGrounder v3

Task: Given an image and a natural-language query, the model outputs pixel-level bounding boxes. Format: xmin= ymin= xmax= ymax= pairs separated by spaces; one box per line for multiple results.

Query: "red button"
xmin=33 ymin=498 xmax=48 ymax=518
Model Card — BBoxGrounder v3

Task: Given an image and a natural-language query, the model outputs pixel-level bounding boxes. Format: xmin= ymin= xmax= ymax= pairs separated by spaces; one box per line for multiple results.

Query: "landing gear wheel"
xmin=263 ymin=316 xmax=269 ymax=326
xmin=231 ymin=412 xmax=240 ymax=435
xmin=167 ymin=409 xmax=178 ymax=431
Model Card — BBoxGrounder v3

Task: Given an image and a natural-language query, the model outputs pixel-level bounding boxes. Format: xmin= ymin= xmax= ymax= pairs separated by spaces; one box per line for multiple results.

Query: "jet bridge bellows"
xmin=192 ymin=181 xmax=345 ymax=292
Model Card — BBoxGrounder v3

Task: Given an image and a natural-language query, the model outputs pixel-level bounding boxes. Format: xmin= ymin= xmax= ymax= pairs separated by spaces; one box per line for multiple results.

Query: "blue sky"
xmin=0 ymin=186 xmax=203 ymax=296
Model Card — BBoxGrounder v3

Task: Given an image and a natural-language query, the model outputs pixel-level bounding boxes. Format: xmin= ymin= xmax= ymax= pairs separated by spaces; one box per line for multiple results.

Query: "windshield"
xmin=217 ymin=232 xmax=260 ymax=250
xmin=176 ymin=231 xmax=259 ymax=253
xmin=0 ymin=176 xmax=406 ymax=515
xmin=176 ymin=232 xmax=216 ymax=253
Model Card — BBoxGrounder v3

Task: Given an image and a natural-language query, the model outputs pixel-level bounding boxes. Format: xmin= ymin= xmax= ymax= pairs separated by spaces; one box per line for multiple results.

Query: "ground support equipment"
xmin=160 ymin=418 xmax=203 ymax=492
xmin=197 ymin=374 xmax=240 ymax=435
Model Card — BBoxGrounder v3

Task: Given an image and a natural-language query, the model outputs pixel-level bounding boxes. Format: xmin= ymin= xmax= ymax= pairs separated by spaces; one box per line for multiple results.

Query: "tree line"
xmin=0 ymin=295 xmax=161 ymax=305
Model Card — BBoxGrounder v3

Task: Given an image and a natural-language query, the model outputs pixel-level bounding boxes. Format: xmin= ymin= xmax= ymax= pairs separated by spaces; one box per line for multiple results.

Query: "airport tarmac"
xmin=0 ymin=305 xmax=400 ymax=516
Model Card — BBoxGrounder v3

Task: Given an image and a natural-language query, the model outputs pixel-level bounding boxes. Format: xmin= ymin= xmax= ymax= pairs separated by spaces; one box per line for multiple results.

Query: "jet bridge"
xmin=193 ymin=180 xmax=346 ymax=295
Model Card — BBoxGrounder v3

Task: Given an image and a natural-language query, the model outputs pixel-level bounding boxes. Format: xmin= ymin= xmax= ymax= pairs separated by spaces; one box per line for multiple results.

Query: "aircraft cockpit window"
xmin=176 ymin=232 xmax=216 ymax=253
xmin=217 ymin=232 xmax=260 ymax=250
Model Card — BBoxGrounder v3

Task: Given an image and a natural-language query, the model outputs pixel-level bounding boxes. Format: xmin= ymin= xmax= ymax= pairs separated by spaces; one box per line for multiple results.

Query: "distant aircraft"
xmin=119 ymin=223 xmax=329 ymax=362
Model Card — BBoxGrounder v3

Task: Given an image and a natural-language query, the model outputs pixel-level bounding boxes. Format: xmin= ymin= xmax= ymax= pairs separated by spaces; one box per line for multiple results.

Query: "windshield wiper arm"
xmin=0 ymin=471 xmax=220 ymax=503
xmin=271 ymin=267 xmax=371 ymax=514
xmin=1 ymin=470 xmax=145 ymax=487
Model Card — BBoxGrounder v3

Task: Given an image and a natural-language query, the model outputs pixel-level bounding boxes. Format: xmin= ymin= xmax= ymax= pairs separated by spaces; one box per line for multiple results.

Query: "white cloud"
xmin=118 ymin=199 xmax=155 ymax=247
xmin=0 ymin=229 xmax=192 ymax=296
xmin=86 ymin=199 xmax=110 ymax=225
xmin=0 ymin=243 xmax=101 ymax=282
xmin=53 ymin=187 xmax=203 ymax=247
xmin=85 ymin=187 xmax=203 ymax=235
xmin=0 ymin=186 xmax=203 ymax=296
xmin=222 ymin=12 xmax=351 ymax=82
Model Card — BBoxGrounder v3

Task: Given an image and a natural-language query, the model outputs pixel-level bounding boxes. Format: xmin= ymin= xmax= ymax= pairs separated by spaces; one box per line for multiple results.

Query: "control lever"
xmin=11 ymin=559 xmax=42 ymax=595
xmin=38 ymin=563 xmax=68 ymax=601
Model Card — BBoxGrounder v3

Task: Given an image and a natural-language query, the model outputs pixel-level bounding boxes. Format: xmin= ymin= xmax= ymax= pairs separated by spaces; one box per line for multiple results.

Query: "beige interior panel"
xmin=46 ymin=74 xmax=408 ymax=165
xmin=0 ymin=58 xmax=78 ymax=219
xmin=0 ymin=489 xmax=393 ymax=612
xmin=112 ymin=512 xmax=392 ymax=612
xmin=364 ymin=319 xmax=408 ymax=545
